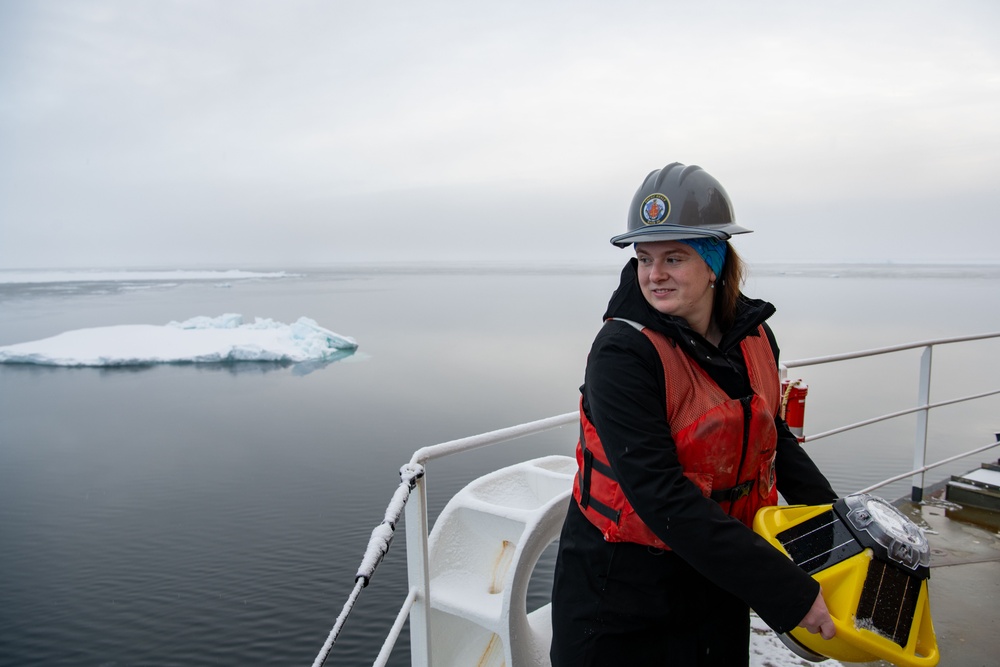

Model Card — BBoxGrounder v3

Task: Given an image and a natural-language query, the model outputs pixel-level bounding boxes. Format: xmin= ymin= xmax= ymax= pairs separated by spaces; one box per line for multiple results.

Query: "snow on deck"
xmin=750 ymin=614 xmax=844 ymax=667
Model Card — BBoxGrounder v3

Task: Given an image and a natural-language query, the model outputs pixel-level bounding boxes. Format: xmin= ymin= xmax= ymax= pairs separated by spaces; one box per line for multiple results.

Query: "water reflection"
xmin=0 ymin=265 xmax=997 ymax=666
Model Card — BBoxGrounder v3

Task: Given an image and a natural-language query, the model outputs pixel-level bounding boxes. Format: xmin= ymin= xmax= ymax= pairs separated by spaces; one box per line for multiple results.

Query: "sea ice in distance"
xmin=0 ymin=314 xmax=357 ymax=367
xmin=0 ymin=269 xmax=291 ymax=284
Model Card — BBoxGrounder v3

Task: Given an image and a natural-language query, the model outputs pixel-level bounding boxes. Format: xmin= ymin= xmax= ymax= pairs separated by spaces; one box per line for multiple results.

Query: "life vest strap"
xmin=579 ymin=450 xmax=621 ymax=523
xmin=579 ymin=423 xmax=622 ymax=523
xmin=710 ymin=478 xmax=755 ymax=504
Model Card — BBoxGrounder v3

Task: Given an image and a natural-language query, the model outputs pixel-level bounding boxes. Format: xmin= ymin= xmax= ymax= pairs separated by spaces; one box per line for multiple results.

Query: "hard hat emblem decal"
xmin=640 ymin=194 xmax=670 ymax=226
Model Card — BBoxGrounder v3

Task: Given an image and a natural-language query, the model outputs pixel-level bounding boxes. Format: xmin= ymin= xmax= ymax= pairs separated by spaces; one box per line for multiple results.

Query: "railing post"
xmin=405 ymin=470 xmax=433 ymax=667
xmin=911 ymin=346 xmax=933 ymax=502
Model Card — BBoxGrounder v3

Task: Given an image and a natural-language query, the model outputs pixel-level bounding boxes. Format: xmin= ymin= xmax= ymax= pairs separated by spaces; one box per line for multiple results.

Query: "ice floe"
xmin=0 ymin=314 xmax=357 ymax=367
xmin=0 ymin=269 xmax=292 ymax=284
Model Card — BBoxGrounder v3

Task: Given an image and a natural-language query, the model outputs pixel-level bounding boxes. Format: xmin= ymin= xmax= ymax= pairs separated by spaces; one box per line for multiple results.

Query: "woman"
xmin=550 ymin=163 xmax=838 ymax=666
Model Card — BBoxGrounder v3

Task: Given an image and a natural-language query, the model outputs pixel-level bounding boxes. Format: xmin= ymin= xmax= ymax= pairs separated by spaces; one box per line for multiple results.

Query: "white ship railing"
xmin=312 ymin=331 xmax=1000 ymax=667
xmin=782 ymin=331 xmax=1000 ymax=500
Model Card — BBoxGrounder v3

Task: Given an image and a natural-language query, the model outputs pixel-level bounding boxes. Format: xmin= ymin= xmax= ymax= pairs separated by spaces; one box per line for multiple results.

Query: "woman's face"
xmin=636 ymin=241 xmax=716 ymax=325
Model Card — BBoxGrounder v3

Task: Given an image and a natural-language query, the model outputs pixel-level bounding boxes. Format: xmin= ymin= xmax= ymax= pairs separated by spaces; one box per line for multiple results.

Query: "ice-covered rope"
xmin=311 ymin=463 xmax=425 ymax=667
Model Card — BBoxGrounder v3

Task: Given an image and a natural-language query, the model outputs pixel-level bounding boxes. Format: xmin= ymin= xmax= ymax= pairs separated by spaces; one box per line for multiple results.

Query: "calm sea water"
xmin=1 ymin=263 xmax=998 ymax=666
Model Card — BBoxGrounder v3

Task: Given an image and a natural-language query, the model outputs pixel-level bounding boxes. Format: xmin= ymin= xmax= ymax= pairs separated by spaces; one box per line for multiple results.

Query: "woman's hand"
xmin=798 ymin=590 xmax=836 ymax=640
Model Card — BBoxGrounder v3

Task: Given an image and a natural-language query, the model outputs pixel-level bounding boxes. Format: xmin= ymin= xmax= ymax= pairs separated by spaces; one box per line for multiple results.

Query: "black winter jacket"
xmin=560 ymin=259 xmax=837 ymax=633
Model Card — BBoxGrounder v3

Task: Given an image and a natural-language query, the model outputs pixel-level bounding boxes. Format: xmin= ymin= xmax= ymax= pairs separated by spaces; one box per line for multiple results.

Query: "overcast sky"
xmin=2 ymin=0 xmax=998 ymax=269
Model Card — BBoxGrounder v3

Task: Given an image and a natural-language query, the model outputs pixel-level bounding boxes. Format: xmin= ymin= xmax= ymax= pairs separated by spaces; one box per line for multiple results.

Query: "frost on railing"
xmin=311 ymin=463 xmax=425 ymax=667
xmin=356 ymin=463 xmax=425 ymax=585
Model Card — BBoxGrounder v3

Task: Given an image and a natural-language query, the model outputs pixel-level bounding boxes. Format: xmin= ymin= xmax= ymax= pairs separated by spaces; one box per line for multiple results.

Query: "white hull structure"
xmin=315 ymin=331 xmax=1000 ymax=667
xmin=425 ymin=456 xmax=575 ymax=667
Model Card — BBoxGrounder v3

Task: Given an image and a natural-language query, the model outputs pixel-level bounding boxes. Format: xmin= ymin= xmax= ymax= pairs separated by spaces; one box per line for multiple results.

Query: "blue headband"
xmin=678 ymin=237 xmax=727 ymax=277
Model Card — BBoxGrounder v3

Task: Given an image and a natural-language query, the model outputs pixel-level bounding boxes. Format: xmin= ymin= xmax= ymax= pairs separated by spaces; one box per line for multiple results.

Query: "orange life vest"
xmin=573 ymin=322 xmax=781 ymax=549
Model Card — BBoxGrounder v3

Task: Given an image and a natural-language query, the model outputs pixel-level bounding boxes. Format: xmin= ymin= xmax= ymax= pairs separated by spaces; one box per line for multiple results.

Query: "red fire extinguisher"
xmin=780 ymin=379 xmax=808 ymax=442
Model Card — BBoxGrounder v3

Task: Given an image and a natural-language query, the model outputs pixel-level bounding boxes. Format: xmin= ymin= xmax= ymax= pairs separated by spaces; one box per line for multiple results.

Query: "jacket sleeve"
xmin=775 ymin=419 xmax=839 ymax=504
xmin=761 ymin=323 xmax=839 ymax=505
xmin=584 ymin=322 xmax=820 ymax=633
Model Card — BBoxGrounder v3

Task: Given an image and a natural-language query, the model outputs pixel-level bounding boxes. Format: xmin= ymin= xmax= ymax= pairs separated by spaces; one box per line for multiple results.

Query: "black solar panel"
xmin=776 ymin=509 xmax=863 ymax=575
xmin=856 ymin=559 xmax=922 ymax=648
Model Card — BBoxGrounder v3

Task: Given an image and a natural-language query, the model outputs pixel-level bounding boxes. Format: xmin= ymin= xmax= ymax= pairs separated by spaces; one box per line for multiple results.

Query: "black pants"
xmin=550 ymin=502 xmax=750 ymax=667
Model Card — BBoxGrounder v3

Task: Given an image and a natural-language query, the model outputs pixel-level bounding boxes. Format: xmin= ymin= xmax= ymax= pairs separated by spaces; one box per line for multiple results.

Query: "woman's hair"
xmin=713 ymin=242 xmax=744 ymax=331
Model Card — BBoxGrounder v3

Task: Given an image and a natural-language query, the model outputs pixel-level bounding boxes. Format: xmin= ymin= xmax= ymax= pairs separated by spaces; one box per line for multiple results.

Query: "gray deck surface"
xmin=852 ymin=493 xmax=1000 ymax=667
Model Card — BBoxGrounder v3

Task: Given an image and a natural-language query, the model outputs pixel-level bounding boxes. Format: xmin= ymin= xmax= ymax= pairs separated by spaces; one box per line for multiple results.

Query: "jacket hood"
xmin=603 ymin=258 xmax=776 ymax=348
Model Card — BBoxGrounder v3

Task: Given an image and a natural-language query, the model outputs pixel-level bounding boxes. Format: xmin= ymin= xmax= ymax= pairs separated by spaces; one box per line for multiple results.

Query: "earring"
xmin=710 ymin=282 xmax=715 ymax=289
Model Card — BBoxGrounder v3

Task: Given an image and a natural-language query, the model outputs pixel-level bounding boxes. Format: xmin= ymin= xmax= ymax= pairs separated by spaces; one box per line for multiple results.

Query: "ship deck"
xmin=854 ymin=480 xmax=1000 ymax=667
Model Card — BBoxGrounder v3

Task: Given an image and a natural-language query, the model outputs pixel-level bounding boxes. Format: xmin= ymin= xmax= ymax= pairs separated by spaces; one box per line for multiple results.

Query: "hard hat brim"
xmin=610 ymin=223 xmax=752 ymax=248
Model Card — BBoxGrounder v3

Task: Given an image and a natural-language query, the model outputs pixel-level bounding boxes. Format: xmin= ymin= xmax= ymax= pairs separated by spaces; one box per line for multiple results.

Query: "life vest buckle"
xmin=711 ymin=479 xmax=755 ymax=504
xmin=729 ymin=480 xmax=754 ymax=502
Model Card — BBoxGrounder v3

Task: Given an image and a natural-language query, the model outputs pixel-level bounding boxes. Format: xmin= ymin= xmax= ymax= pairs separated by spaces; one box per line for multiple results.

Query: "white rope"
xmin=310 ymin=463 xmax=425 ymax=667
xmin=311 ymin=578 xmax=366 ymax=667
xmin=779 ymin=378 xmax=801 ymax=422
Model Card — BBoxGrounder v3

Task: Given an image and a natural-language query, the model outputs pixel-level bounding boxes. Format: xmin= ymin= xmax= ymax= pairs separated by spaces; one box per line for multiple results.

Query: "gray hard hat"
xmin=610 ymin=162 xmax=752 ymax=247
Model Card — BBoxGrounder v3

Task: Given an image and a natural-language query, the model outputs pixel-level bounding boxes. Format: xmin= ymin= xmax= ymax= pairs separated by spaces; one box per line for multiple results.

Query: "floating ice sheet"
xmin=0 ymin=269 xmax=292 ymax=284
xmin=0 ymin=314 xmax=357 ymax=367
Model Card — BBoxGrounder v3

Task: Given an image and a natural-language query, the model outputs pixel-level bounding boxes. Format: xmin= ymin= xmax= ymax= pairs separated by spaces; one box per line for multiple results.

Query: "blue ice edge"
xmin=0 ymin=314 xmax=358 ymax=370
